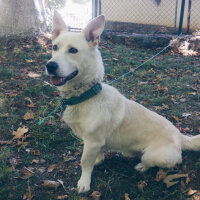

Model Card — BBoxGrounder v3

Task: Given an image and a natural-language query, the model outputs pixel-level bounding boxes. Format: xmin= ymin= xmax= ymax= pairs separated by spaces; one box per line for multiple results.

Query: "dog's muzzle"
xmin=46 ymin=61 xmax=58 ymax=75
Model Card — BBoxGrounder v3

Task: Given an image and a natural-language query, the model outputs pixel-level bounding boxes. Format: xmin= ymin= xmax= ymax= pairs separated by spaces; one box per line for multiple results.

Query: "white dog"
xmin=46 ymin=11 xmax=200 ymax=193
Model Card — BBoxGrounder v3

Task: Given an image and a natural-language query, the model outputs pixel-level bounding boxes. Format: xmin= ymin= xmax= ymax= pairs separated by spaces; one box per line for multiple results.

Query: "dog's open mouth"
xmin=50 ymin=70 xmax=78 ymax=86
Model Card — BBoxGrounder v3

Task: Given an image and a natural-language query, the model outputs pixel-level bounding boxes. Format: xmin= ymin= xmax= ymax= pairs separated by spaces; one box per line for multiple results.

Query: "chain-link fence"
xmin=92 ymin=0 xmax=200 ymax=34
xmin=99 ymin=0 xmax=178 ymax=34
xmin=189 ymin=0 xmax=200 ymax=32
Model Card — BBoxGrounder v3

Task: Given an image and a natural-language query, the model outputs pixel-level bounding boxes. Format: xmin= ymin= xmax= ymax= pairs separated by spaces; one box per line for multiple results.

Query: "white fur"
xmin=48 ymin=12 xmax=200 ymax=193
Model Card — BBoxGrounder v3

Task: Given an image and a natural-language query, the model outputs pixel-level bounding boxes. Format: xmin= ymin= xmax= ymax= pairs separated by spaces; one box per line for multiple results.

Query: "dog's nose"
xmin=46 ymin=61 xmax=58 ymax=75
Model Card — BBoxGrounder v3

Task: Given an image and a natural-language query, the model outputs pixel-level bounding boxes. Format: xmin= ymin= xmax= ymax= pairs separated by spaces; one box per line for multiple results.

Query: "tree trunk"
xmin=0 ymin=0 xmax=48 ymax=37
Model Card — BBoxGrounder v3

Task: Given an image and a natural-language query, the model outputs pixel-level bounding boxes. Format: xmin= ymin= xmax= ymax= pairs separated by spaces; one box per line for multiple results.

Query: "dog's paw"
xmin=77 ymin=178 xmax=90 ymax=193
xmin=135 ymin=163 xmax=148 ymax=172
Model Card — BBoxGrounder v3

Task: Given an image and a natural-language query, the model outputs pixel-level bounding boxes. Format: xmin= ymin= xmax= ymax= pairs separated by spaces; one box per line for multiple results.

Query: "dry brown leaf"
xmin=185 ymin=176 xmax=191 ymax=185
xmin=24 ymin=111 xmax=35 ymax=120
xmin=28 ymin=72 xmax=41 ymax=78
xmin=180 ymin=179 xmax=186 ymax=191
xmin=12 ymin=127 xmax=29 ymax=140
xmin=39 ymin=158 xmax=46 ymax=163
xmin=20 ymin=167 xmax=35 ymax=179
xmin=180 ymin=98 xmax=186 ymax=103
xmin=138 ymin=181 xmax=147 ymax=191
xmin=57 ymin=195 xmax=68 ymax=200
xmin=10 ymin=158 xmax=19 ymax=169
xmin=23 ymin=185 xmax=33 ymax=200
xmin=81 ymin=197 xmax=90 ymax=200
xmin=21 ymin=83 xmax=27 ymax=90
xmin=31 ymin=159 xmax=39 ymax=164
xmin=124 ymin=193 xmax=131 ymax=200
xmin=32 ymin=149 xmax=41 ymax=156
xmin=172 ymin=115 xmax=179 ymax=122
xmin=38 ymin=167 xmax=46 ymax=174
xmin=131 ymin=95 xmax=136 ymax=101
xmin=138 ymin=81 xmax=148 ymax=86
xmin=57 ymin=179 xmax=67 ymax=192
xmin=0 ymin=140 xmax=12 ymax=145
xmin=187 ymin=188 xmax=197 ymax=196
xmin=91 ymin=191 xmax=101 ymax=200
xmin=41 ymin=180 xmax=60 ymax=190
xmin=163 ymin=174 xmax=188 ymax=188
xmin=47 ymin=164 xmax=56 ymax=173
xmin=27 ymin=103 xmax=35 ymax=108
xmin=2 ymin=113 xmax=9 ymax=117
xmin=155 ymin=169 xmax=167 ymax=182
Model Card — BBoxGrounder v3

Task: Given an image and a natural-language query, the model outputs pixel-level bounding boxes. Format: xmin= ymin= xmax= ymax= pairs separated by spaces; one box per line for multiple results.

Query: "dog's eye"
xmin=53 ymin=44 xmax=58 ymax=51
xmin=68 ymin=47 xmax=78 ymax=54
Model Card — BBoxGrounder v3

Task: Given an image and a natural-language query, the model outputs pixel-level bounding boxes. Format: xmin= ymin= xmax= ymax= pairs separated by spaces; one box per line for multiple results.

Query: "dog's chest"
xmin=62 ymin=106 xmax=85 ymax=139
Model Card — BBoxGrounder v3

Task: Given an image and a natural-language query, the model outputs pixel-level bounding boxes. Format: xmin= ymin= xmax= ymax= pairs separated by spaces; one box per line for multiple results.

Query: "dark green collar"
xmin=62 ymin=83 xmax=102 ymax=109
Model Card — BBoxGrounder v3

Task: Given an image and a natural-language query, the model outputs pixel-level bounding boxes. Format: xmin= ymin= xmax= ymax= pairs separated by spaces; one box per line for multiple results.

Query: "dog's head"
xmin=46 ymin=11 xmax=105 ymax=87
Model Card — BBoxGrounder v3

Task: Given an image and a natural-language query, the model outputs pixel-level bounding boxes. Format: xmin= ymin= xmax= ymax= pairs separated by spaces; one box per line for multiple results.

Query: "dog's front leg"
xmin=77 ymin=141 xmax=103 ymax=193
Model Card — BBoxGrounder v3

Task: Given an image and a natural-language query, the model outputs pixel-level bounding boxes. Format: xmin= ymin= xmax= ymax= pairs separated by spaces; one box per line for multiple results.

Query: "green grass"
xmin=0 ymin=36 xmax=199 ymax=200
xmin=0 ymin=67 xmax=14 ymax=80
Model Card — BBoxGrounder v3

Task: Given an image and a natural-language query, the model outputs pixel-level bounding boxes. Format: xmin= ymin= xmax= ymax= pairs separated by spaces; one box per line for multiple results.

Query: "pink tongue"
xmin=50 ymin=76 xmax=63 ymax=85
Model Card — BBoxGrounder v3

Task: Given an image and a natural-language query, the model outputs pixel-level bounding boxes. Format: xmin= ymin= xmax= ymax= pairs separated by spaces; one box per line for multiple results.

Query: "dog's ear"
xmin=52 ymin=10 xmax=66 ymax=40
xmin=83 ymin=15 xmax=105 ymax=46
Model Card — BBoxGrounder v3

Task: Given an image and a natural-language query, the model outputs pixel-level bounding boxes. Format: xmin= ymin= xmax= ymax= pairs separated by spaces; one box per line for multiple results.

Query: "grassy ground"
xmin=0 ymin=36 xmax=199 ymax=200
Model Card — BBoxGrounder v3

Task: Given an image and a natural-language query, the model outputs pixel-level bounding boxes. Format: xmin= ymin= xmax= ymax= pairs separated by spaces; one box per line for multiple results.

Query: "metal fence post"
xmin=94 ymin=0 xmax=98 ymax=17
xmin=174 ymin=0 xmax=178 ymax=33
xmin=178 ymin=0 xmax=186 ymax=34
xmin=99 ymin=0 xmax=101 ymax=15
xmin=187 ymin=0 xmax=192 ymax=33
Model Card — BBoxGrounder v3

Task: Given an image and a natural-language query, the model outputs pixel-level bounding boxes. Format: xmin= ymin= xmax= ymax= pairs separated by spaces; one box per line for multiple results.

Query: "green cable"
xmin=38 ymin=104 xmax=62 ymax=125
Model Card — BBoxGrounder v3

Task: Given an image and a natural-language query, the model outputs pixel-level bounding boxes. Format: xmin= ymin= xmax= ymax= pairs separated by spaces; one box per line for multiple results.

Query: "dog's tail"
xmin=181 ymin=134 xmax=200 ymax=151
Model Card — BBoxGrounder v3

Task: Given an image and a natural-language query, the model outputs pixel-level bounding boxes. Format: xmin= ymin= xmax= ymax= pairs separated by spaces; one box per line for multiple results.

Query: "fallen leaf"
xmin=24 ymin=111 xmax=35 ymax=120
xmin=183 ymin=127 xmax=192 ymax=133
xmin=91 ymin=191 xmax=101 ymax=200
xmin=12 ymin=127 xmax=29 ymax=140
xmin=185 ymin=176 xmax=191 ymax=185
xmin=180 ymin=179 xmax=186 ymax=191
xmin=40 ymin=159 xmax=46 ymax=163
xmin=10 ymin=158 xmax=18 ymax=169
xmin=138 ymin=81 xmax=148 ymax=86
xmin=182 ymin=113 xmax=191 ymax=117
xmin=2 ymin=113 xmax=9 ymax=117
xmin=138 ymin=180 xmax=147 ymax=191
xmin=32 ymin=149 xmax=41 ymax=156
xmin=180 ymin=98 xmax=186 ymax=103
xmin=27 ymin=103 xmax=35 ymax=108
xmin=57 ymin=179 xmax=67 ymax=192
xmin=172 ymin=115 xmax=179 ymax=122
xmin=27 ymin=72 xmax=41 ymax=78
xmin=155 ymin=169 xmax=167 ymax=182
xmin=187 ymin=188 xmax=197 ymax=196
xmin=124 ymin=193 xmax=131 ymax=200
xmin=31 ymin=159 xmax=39 ymax=164
xmin=23 ymin=185 xmax=33 ymax=200
xmin=57 ymin=195 xmax=68 ymax=200
xmin=41 ymin=180 xmax=60 ymax=190
xmin=63 ymin=156 xmax=76 ymax=162
xmin=47 ymin=164 xmax=56 ymax=173
xmin=38 ymin=167 xmax=46 ymax=174
xmin=163 ymin=174 xmax=188 ymax=188
xmin=131 ymin=95 xmax=136 ymax=101
xmin=0 ymin=140 xmax=12 ymax=145
xmin=19 ymin=167 xmax=35 ymax=179
xmin=21 ymin=83 xmax=27 ymax=90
